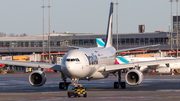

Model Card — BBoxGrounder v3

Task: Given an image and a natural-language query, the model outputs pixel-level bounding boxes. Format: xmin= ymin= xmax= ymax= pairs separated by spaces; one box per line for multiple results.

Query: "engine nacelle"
xmin=125 ymin=69 xmax=143 ymax=86
xmin=29 ymin=70 xmax=46 ymax=86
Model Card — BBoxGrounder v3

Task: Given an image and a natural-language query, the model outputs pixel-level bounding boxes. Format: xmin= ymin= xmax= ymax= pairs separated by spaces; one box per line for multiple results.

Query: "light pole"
xmin=116 ymin=0 xmax=119 ymax=50
xmin=170 ymin=0 xmax=173 ymax=51
xmin=176 ymin=0 xmax=179 ymax=57
xmin=48 ymin=0 xmax=51 ymax=63
xmin=41 ymin=0 xmax=45 ymax=61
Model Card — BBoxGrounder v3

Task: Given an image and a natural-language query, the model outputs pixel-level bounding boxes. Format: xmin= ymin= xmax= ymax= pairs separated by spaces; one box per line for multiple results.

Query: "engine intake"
xmin=29 ymin=70 xmax=46 ymax=86
xmin=125 ymin=69 xmax=143 ymax=86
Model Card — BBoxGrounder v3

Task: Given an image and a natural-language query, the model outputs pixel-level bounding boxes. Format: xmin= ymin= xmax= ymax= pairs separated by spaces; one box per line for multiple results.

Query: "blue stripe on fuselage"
xmin=116 ymin=57 xmax=129 ymax=63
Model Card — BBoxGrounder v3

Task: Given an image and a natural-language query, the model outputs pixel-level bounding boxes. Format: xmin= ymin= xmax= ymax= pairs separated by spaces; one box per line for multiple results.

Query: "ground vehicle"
xmin=67 ymin=84 xmax=87 ymax=97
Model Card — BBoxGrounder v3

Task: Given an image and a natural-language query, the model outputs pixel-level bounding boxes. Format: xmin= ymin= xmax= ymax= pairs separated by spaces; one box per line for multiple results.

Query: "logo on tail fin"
xmin=96 ymin=38 xmax=105 ymax=47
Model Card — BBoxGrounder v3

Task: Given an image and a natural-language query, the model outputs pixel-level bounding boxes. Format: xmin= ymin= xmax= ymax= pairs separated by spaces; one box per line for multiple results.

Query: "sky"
xmin=0 ymin=0 xmax=179 ymax=36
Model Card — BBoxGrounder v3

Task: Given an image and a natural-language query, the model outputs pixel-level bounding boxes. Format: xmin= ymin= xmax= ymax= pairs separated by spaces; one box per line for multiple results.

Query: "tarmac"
xmin=1 ymin=73 xmax=180 ymax=101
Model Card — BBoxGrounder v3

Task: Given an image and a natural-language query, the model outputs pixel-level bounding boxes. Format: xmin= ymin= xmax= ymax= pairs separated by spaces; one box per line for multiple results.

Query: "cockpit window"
xmin=76 ymin=58 xmax=80 ymax=61
xmin=71 ymin=59 xmax=75 ymax=61
xmin=66 ymin=59 xmax=70 ymax=61
xmin=66 ymin=58 xmax=80 ymax=62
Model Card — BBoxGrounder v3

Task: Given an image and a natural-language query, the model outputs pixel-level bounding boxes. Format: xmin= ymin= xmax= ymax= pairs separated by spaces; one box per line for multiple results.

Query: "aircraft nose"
xmin=65 ymin=62 xmax=85 ymax=78
xmin=66 ymin=64 xmax=73 ymax=69
xmin=64 ymin=63 xmax=77 ymax=76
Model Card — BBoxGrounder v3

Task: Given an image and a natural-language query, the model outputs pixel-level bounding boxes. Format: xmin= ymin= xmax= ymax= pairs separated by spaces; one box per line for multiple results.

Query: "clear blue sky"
xmin=0 ymin=0 xmax=179 ymax=35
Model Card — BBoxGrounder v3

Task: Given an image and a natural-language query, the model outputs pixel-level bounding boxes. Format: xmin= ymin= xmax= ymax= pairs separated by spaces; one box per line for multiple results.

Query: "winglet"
xmin=105 ymin=2 xmax=113 ymax=48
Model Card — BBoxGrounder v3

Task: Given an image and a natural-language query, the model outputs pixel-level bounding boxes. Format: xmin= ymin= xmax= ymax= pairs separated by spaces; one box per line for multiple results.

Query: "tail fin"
xmin=105 ymin=2 xmax=113 ymax=48
xmin=96 ymin=38 xmax=105 ymax=47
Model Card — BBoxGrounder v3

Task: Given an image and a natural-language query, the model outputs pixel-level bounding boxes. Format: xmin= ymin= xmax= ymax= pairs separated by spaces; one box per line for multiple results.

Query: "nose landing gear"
xmin=114 ymin=70 xmax=126 ymax=89
xmin=71 ymin=78 xmax=79 ymax=84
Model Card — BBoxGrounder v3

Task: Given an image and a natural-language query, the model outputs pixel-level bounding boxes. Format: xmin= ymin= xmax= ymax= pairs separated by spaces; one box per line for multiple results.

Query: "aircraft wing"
xmin=0 ymin=60 xmax=61 ymax=70
xmin=116 ymin=44 xmax=160 ymax=53
xmin=98 ymin=58 xmax=180 ymax=72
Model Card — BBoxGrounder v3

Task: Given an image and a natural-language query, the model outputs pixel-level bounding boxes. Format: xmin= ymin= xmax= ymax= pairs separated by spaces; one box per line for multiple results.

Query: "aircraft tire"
xmin=68 ymin=93 xmax=71 ymax=97
xmin=114 ymin=82 xmax=119 ymax=89
xmin=121 ymin=82 xmax=126 ymax=89
xmin=59 ymin=82 xmax=64 ymax=89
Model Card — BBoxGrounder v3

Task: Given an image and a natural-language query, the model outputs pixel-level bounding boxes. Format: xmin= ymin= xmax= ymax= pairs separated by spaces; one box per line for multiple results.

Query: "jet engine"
xmin=29 ymin=70 xmax=46 ymax=86
xmin=125 ymin=69 xmax=143 ymax=86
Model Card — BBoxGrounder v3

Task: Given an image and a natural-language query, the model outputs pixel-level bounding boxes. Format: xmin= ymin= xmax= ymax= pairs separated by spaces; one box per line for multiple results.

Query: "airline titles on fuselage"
xmin=85 ymin=53 xmax=98 ymax=65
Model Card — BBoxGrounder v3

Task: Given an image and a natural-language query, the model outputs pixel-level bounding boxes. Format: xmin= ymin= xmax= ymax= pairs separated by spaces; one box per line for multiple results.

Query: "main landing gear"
xmin=59 ymin=72 xmax=80 ymax=90
xmin=59 ymin=72 xmax=71 ymax=89
xmin=114 ymin=70 xmax=126 ymax=89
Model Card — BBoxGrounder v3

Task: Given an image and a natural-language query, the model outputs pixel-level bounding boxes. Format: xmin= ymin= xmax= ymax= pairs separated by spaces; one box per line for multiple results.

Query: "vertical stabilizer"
xmin=105 ymin=2 xmax=113 ymax=48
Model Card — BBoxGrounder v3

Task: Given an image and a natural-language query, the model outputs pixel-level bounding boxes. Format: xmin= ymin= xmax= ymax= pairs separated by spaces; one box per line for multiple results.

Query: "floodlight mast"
xmin=48 ymin=0 xmax=51 ymax=63
xmin=176 ymin=0 xmax=179 ymax=57
xmin=42 ymin=0 xmax=45 ymax=61
xmin=170 ymin=0 xmax=173 ymax=51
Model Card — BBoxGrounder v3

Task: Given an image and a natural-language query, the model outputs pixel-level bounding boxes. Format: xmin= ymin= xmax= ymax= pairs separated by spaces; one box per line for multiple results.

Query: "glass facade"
xmin=0 ymin=37 xmax=169 ymax=48
xmin=173 ymin=16 xmax=180 ymax=31
xmin=0 ymin=33 xmax=170 ymax=48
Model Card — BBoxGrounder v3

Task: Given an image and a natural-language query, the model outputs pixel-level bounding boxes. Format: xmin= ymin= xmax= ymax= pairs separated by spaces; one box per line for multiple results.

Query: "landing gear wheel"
xmin=59 ymin=82 xmax=71 ymax=89
xmin=68 ymin=93 xmax=71 ymax=97
xmin=113 ymin=70 xmax=127 ymax=89
xmin=59 ymin=82 xmax=64 ymax=89
xmin=121 ymin=82 xmax=126 ymax=89
xmin=114 ymin=82 xmax=119 ymax=89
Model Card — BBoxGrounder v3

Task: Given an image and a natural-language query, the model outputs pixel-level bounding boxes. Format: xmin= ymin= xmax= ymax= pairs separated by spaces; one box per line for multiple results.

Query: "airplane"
xmin=1 ymin=2 xmax=180 ymax=90
xmin=96 ymin=38 xmax=177 ymax=74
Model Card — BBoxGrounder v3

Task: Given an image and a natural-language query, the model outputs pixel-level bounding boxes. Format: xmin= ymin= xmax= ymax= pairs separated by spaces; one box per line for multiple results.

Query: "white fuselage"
xmin=61 ymin=46 xmax=116 ymax=79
